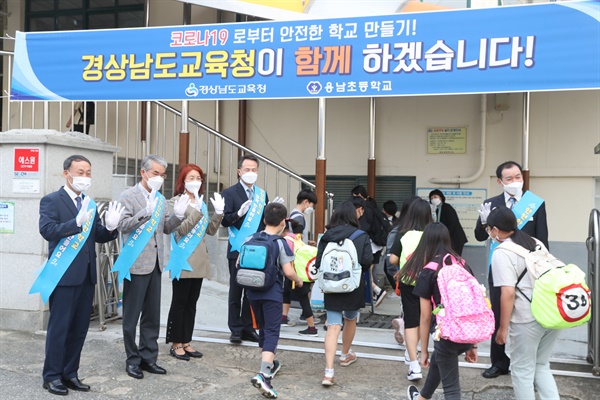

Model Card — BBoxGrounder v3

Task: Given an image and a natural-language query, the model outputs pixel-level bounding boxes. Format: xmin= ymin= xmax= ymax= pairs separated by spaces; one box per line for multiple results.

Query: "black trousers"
xmin=420 ymin=339 xmax=473 ymax=400
xmin=227 ymin=258 xmax=254 ymax=334
xmin=488 ymin=268 xmax=511 ymax=372
xmin=166 ymin=278 xmax=204 ymax=344
xmin=122 ymin=263 xmax=162 ymax=366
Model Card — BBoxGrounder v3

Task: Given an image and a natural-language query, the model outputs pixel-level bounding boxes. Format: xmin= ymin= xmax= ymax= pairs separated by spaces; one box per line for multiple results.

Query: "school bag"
xmin=499 ymin=240 xmax=592 ymax=330
xmin=237 ymin=231 xmax=283 ymax=291
xmin=424 ymin=254 xmax=495 ymax=344
xmin=318 ymin=230 xmax=364 ymax=293
xmin=366 ymin=202 xmax=390 ymax=246
xmin=284 ymin=235 xmax=318 ymax=282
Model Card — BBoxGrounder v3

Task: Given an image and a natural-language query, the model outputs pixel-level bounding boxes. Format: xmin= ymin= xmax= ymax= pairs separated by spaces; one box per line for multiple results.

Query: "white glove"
xmin=210 ymin=192 xmax=225 ymax=215
xmin=104 ymin=201 xmax=125 ymax=231
xmin=145 ymin=189 xmax=159 ymax=216
xmin=174 ymin=195 xmax=191 ymax=220
xmin=478 ymin=202 xmax=492 ymax=225
xmin=237 ymin=199 xmax=252 ymax=217
xmin=270 ymin=196 xmax=285 ymax=204
xmin=193 ymin=193 xmax=204 ymax=212
xmin=76 ymin=196 xmax=94 ymax=227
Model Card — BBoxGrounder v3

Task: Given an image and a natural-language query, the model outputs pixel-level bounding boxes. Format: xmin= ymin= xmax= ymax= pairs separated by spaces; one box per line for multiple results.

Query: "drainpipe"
xmin=522 ymin=92 xmax=530 ymax=192
xmin=179 ymin=2 xmax=192 ymax=167
xmin=368 ymin=97 xmax=376 ymax=198
xmin=315 ymin=98 xmax=327 ymax=236
xmin=430 ymin=94 xmax=487 ymax=184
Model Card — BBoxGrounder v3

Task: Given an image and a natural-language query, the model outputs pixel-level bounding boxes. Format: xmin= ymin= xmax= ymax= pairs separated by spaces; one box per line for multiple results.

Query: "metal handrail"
xmin=587 ymin=208 xmax=600 ymax=376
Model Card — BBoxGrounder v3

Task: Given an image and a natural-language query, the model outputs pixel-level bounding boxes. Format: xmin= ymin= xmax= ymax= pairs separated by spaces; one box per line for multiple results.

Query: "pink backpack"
xmin=424 ymin=254 xmax=495 ymax=344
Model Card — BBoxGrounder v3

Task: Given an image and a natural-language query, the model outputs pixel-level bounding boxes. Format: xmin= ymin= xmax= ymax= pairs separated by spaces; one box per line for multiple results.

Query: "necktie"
xmin=76 ymin=196 xmax=82 ymax=211
xmin=508 ymin=197 xmax=516 ymax=209
xmin=247 ymin=188 xmax=253 ymax=200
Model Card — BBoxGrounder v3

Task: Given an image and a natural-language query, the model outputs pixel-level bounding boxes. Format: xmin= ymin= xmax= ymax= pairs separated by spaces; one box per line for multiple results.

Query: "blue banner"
xmin=30 ymin=199 xmax=97 ymax=304
xmin=11 ymin=1 xmax=599 ymax=101
xmin=111 ymin=193 xmax=165 ymax=284
xmin=166 ymin=201 xmax=210 ymax=280
xmin=488 ymin=190 xmax=544 ymax=267
xmin=229 ymin=186 xmax=266 ymax=253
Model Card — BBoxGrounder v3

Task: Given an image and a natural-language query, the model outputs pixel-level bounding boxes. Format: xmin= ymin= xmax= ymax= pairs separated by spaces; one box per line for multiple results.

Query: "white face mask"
xmin=503 ymin=181 xmax=523 ymax=197
xmin=144 ymin=172 xmax=164 ymax=191
xmin=68 ymin=173 xmax=91 ymax=193
xmin=431 ymin=198 xmax=442 ymax=207
xmin=304 ymin=206 xmax=314 ymax=215
xmin=185 ymin=181 xmax=202 ymax=195
xmin=241 ymin=171 xmax=258 ymax=185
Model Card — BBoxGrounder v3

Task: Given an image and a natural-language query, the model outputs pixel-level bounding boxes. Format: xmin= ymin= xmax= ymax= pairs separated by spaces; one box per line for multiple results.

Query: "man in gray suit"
xmin=117 ymin=154 xmax=190 ymax=379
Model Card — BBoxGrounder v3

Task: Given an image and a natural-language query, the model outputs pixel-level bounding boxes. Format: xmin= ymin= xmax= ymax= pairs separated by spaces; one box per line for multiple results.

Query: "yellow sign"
xmin=427 ymin=127 xmax=467 ymax=154
xmin=240 ymin=0 xmax=310 ymax=13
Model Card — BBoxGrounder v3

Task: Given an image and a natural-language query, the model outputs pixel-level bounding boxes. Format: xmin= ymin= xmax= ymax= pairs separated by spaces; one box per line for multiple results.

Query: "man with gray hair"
xmin=114 ymin=154 xmax=190 ymax=379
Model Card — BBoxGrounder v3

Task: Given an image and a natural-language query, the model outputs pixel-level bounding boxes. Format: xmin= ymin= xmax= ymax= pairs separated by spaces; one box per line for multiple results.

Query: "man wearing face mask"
xmin=114 ymin=154 xmax=190 ymax=379
xmin=289 ymin=189 xmax=318 ymax=245
xmin=36 ymin=155 xmax=123 ymax=395
xmin=221 ymin=155 xmax=270 ymax=344
xmin=474 ymin=161 xmax=549 ymax=379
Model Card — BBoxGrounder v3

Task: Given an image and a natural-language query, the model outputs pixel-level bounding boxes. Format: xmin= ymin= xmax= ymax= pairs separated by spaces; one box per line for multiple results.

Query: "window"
xmin=25 ymin=0 xmax=144 ymax=32
xmin=302 ymin=175 xmax=416 ymax=210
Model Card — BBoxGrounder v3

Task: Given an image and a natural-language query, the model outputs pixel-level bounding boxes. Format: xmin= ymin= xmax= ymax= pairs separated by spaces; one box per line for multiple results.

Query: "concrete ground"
xmin=1 ymin=278 xmax=598 ymax=399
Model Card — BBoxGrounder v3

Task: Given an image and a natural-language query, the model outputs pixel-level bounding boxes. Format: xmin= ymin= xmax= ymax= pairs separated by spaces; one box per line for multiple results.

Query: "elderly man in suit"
xmin=474 ymin=160 xmax=549 ymax=379
xmin=221 ymin=154 xmax=273 ymax=344
xmin=38 ymin=154 xmax=122 ymax=395
xmin=116 ymin=154 xmax=190 ymax=379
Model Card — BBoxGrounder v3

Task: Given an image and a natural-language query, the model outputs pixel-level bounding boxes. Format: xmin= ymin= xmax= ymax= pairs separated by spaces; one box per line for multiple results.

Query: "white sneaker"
xmin=404 ymin=350 xmax=410 ymax=365
xmin=374 ymin=290 xmax=388 ymax=307
xmin=407 ymin=368 xmax=423 ymax=381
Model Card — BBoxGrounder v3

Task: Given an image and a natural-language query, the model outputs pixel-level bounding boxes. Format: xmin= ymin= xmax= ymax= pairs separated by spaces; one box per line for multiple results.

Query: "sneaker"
xmin=374 ymin=290 xmax=388 ymax=307
xmin=251 ymin=373 xmax=278 ymax=398
xmin=404 ymin=350 xmax=410 ymax=365
xmin=407 ymin=368 xmax=423 ymax=381
xmin=339 ymin=351 xmax=357 ymax=367
xmin=392 ymin=318 xmax=405 ymax=345
xmin=270 ymin=360 xmax=281 ymax=378
xmin=298 ymin=326 xmax=318 ymax=337
xmin=407 ymin=385 xmax=420 ymax=400
xmin=321 ymin=375 xmax=334 ymax=386
xmin=281 ymin=316 xmax=296 ymax=327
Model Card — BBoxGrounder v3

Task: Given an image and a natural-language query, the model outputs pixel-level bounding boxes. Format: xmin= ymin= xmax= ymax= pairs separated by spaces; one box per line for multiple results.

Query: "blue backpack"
xmin=237 ymin=232 xmax=284 ymax=291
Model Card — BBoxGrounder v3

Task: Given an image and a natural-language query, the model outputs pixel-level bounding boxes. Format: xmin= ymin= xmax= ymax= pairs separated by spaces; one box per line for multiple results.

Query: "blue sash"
xmin=111 ymin=192 xmax=165 ymax=284
xmin=228 ymin=186 xmax=266 ymax=253
xmin=488 ymin=190 xmax=544 ymax=267
xmin=30 ymin=198 xmax=97 ymax=304
xmin=166 ymin=200 xmax=210 ymax=280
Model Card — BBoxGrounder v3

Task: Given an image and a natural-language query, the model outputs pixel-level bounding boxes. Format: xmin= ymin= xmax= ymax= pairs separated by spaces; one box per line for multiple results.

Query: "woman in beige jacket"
xmin=166 ymin=164 xmax=224 ymax=361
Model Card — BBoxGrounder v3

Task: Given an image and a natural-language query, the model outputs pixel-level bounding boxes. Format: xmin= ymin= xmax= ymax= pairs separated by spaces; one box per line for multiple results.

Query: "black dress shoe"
xmin=183 ymin=344 xmax=203 ymax=358
xmin=170 ymin=346 xmax=190 ymax=361
xmin=230 ymin=332 xmax=242 ymax=344
xmin=241 ymin=331 xmax=260 ymax=342
xmin=482 ymin=365 xmax=509 ymax=379
xmin=43 ymin=379 xmax=68 ymax=396
xmin=61 ymin=377 xmax=90 ymax=391
xmin=126 ymin=364 xmax=144 ymax=379
xmin=140 ymin=361 xmax=167 ymax=374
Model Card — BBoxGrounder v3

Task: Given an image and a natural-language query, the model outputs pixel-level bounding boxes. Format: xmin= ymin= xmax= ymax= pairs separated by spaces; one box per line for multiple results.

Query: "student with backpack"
xmin=389 ymin=198 xmax=433 ymax=381
xmin=314 ymin=200 xmax=373 ymax=386
xmin=238 ymin=203 xmax=304 ymax=399
xmin=407 ymin=222 xmax=486 ymax=400
xmin=289 ymin=189 xmax=318 ymax=245
xmin=281 ymin=218 xmax=319 ymax=336
xmin=486 ymin=207 xmax=561 ymax=399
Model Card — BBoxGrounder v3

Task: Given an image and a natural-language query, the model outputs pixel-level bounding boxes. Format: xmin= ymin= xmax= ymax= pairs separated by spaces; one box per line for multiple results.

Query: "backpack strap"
xmin=515 ymin=269 xmax=532 ymax=303
xmin=499 ymin=242 xmax=533 ymax=302
xmin=348 ymin=229 xmax=365 ymax=241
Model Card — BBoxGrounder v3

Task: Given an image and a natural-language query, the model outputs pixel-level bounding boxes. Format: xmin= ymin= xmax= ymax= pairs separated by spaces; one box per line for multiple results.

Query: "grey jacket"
xmin=167 ymin=194 xmax=223 ymax=279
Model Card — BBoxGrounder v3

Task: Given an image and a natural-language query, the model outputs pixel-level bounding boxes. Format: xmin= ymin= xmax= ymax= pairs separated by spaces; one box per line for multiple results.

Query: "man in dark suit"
xmin=38 ymin=155 xmax=122 ymax=395
xmin=221 ymin=155 xmax=270 ymax=344
xmin=474 ymin=161 xmax=549 ymax=379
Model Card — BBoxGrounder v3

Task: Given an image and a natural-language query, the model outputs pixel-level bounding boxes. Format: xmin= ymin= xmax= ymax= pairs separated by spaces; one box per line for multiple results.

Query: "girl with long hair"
xmin=406 ymin=222 xmax=478 ymax=400
xmin=389 ymin=198 xmax=433 ymax=381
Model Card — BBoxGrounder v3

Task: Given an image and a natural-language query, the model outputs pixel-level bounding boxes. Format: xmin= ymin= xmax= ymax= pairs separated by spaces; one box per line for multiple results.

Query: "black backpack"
xmin=366 ymin=202 xmax=390 ymax=247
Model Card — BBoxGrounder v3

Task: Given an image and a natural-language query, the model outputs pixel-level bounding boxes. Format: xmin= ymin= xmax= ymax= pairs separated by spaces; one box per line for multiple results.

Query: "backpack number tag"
xmin=557 ymin=284 xmax=591 ymax=323
xmin=306 ymin=257 xmax=318 ymax=282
